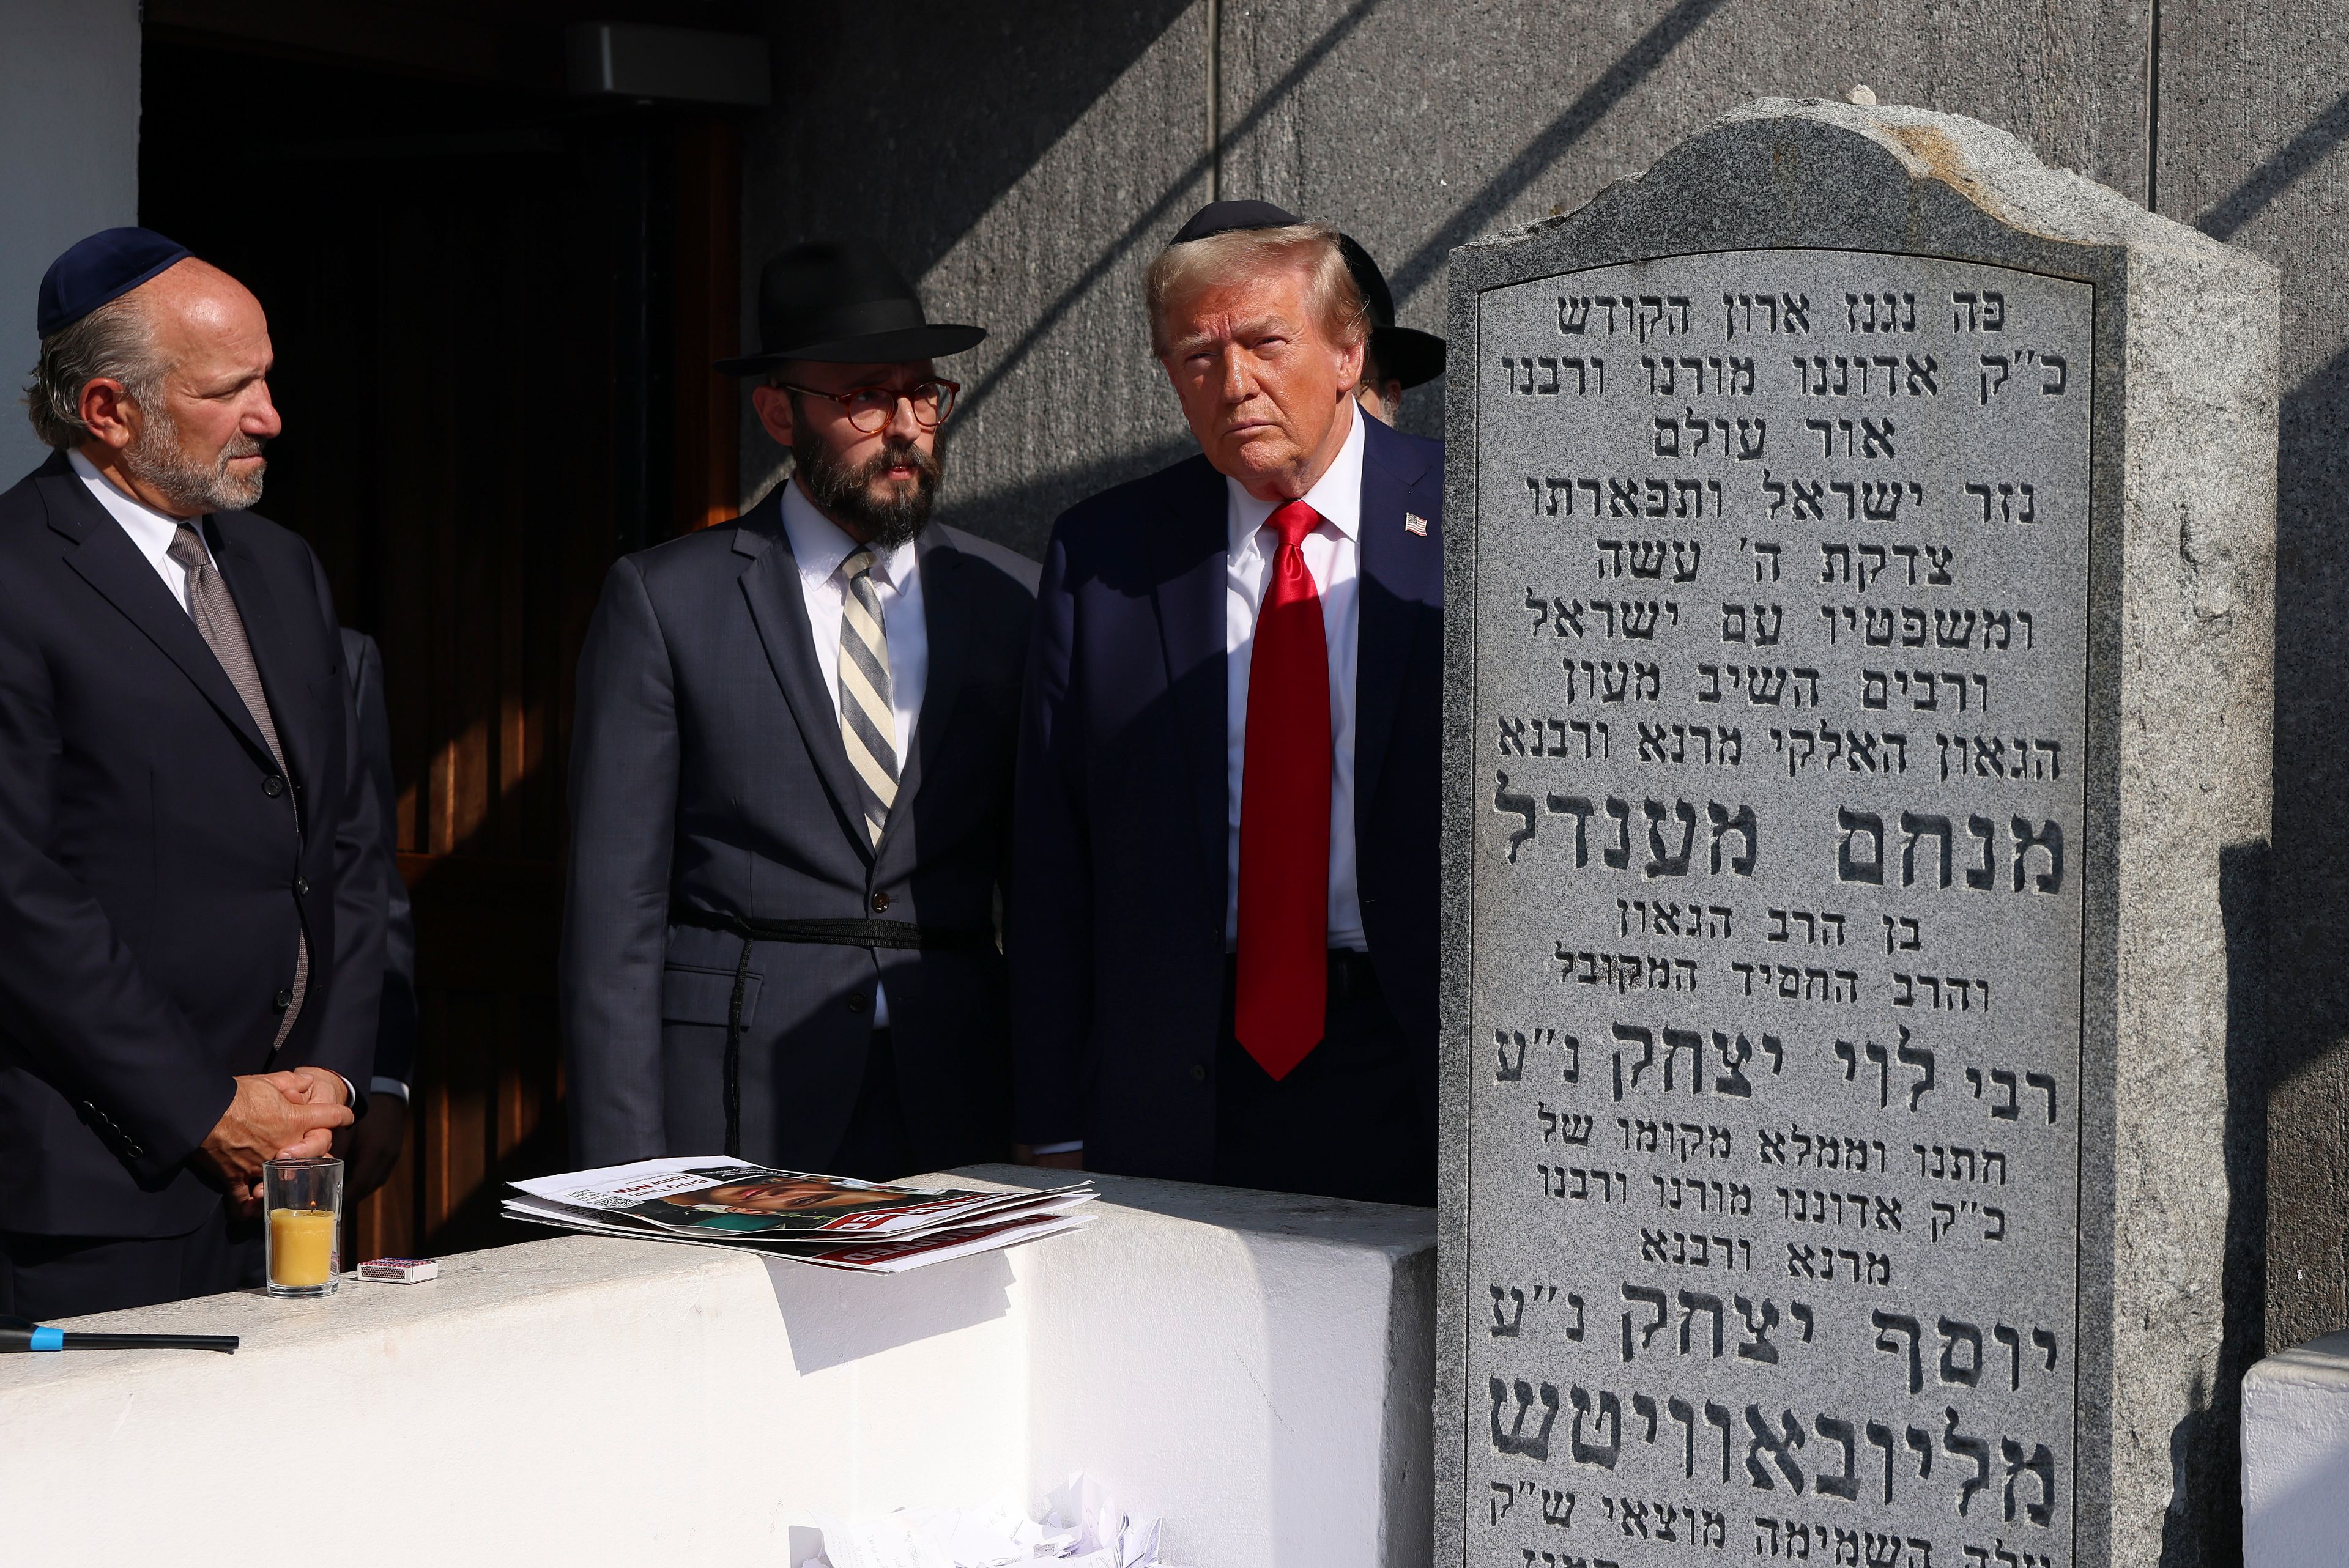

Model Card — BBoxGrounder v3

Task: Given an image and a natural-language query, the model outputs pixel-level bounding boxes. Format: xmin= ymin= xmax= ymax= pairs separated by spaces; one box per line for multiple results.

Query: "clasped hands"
xmin=198 ymin=1068 xmax=352 ymax=1216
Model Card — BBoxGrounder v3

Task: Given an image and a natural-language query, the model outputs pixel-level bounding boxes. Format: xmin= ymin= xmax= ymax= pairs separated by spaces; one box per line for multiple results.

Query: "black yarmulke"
xmin=1170 ymin=200 xmax=1304 ymax=245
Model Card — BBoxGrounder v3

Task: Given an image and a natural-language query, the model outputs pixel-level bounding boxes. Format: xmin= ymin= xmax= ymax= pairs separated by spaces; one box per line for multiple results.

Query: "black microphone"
xmin=0 ymin=1314 xmax=237 ymax=1354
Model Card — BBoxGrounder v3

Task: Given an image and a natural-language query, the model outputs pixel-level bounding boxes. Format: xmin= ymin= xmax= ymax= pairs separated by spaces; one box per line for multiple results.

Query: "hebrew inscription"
xmin=1471 ymin=253 xmax=2088 ymax=1568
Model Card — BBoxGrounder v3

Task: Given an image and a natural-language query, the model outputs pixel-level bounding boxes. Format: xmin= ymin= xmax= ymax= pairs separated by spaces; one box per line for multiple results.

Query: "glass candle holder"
xmin=263 ymin=1156 xmax=343 ymax=1298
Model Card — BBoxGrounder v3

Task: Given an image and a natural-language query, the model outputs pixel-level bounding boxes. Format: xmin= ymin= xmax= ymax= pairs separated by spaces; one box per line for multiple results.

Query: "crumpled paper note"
xmin=801 ymin=1472 xmax=1186 ymax=1568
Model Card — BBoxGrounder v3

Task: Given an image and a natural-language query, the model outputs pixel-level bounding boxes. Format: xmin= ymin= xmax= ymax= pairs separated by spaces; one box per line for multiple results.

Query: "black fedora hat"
xmin=1336 ymin=234 xmax=1445 ymax=390
xmin=717 ymin=239 xmax=984 ymax=375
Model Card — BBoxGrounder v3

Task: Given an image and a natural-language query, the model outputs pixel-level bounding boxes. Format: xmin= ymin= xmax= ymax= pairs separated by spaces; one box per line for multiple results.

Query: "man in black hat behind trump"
xmin=562 ymin=240 xmax=1036 ymax=1177
xmin=0 ymin=230 xmax=384 ymax=1316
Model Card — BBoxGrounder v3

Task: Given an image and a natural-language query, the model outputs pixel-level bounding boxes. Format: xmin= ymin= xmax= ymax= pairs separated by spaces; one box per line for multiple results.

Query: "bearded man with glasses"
xmin=562 ymin=240 xmax=1037 ymax=1180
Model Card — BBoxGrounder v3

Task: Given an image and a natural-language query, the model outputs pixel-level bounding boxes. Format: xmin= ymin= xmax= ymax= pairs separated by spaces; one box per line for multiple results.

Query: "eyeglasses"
xmin=775 ymin=378 xmax=961 ymax=434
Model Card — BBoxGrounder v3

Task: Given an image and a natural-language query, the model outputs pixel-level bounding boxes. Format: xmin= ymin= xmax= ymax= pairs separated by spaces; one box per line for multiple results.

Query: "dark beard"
xmin=792 ymin=428 xmax=942 ymax=550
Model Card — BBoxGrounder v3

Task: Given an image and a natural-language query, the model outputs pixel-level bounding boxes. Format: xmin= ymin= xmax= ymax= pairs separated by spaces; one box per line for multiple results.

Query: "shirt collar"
xmin=1226 ymin=399 xmax=1366 ymax=555
xmin=67 ymin=448 xmax=207 ymax=564
xmin=779 ymin=476 xmax=916 ymax=589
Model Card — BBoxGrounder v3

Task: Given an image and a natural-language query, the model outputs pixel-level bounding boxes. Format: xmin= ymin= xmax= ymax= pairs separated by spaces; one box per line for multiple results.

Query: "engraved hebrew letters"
xmin=1470 ymin=251 xmax=2089 ymax=1566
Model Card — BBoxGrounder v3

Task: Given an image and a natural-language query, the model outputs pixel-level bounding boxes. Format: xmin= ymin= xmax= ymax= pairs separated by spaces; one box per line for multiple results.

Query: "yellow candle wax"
xmin=269 ymin=1208 xmax=338 ymax=1288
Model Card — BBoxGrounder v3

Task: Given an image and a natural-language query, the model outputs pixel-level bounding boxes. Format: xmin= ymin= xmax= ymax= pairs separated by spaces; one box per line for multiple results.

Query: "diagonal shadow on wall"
xmin=955 ymin=0 xmax=1392 ymax=431
xmin=948 ymin=0 xmax=1726 ymax=544
xmin=2253 ymin=331 xmax=2349 ymax=1359
xmin=1384 ymin=0 xmax=1732 ymax=308
xmin=2162 ymin=348 xmax=2348 ymax=1568
xmin=754 ymin=1 xmax=1200 ymax=281
xmin=939 ymin=436 xmax=1198 ymax=552
xmin=2196 ymin=87 xmax=2349 ymax=243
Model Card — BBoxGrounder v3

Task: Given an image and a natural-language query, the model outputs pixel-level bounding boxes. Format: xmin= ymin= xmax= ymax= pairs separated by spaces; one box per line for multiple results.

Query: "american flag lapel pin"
xmin=1404 ymin=512 xmax=1428 ymax=536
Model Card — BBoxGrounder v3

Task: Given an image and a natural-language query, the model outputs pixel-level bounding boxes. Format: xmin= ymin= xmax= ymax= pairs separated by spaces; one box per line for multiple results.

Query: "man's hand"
xmin=282 ymin=1065 xmax=353 ymax=1108
xmin=1013 ymin=1144 xmax=1085 ymax=1172
xmin=198 ymin=1073 xmax=354 ymax=1215
xmin=343 ymin=1094 xmax=408 ymax=1201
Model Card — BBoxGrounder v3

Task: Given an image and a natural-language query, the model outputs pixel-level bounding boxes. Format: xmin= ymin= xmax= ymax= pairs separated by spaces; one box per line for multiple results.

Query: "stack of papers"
xmin=501 ymin=1157 xmax=1094 ymax=1273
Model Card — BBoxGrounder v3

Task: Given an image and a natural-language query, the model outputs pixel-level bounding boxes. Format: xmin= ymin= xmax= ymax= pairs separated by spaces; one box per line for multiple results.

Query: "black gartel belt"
xmin=669 ymin=903 xmax=995 ymax=1156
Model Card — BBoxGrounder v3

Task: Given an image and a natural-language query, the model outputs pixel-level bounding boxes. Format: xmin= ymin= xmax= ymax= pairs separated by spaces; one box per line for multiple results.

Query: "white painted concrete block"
xmin=0 ymin=1167 xmax=1433 ymax=1568
xmin=1004 ymin=1169 xmax=1436 ymax=1567
xmin=2244 ymin=1329 xmax=2349 ymax=1568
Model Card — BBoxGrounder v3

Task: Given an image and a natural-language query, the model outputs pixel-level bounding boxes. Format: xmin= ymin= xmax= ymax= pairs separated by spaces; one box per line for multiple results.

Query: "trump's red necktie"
xmin=1235 ymin=498 xmax=1330 ymax=1081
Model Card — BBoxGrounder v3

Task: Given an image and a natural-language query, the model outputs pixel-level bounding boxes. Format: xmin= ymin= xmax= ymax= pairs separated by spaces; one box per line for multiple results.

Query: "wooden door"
xmin=141 ymin=39 xmax=739 ymax=1259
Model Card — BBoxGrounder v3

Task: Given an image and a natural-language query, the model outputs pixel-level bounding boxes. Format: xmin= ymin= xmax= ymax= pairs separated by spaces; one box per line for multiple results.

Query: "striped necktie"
xmin=836 ymin=547 xmax=898 ymax=847
xmin=168 ymin=523 xmax=308 ymax=1047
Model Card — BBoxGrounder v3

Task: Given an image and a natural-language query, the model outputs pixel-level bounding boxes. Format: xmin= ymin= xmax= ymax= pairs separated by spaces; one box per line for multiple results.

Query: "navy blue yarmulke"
xmin=37 ymin=227 xmax=190 ymax=339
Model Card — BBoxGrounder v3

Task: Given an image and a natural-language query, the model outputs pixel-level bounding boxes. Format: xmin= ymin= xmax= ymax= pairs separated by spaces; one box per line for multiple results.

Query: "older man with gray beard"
xmin=0 ymin=228 xmax=384 ymax=1317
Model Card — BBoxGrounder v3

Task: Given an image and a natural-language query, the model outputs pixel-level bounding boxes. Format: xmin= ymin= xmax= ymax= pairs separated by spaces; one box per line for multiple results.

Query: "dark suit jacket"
xmin=341 ymin=628 xmax=417 ymax=1090
xmin=0 ymin=453 xmax=384 ymax=1237
xmin=1011 ymin=414 xmax=1445 ymax=1180
xmin=561 ymin=487 xmax=1039 ymax=1172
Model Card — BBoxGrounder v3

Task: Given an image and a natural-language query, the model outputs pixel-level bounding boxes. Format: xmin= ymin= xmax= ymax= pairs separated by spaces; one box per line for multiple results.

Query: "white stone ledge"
xmin=0 ymin=1166 xmax=1433 ymax=1568
xmin=2243 ymin=1329 xmax=2349 ymax=1567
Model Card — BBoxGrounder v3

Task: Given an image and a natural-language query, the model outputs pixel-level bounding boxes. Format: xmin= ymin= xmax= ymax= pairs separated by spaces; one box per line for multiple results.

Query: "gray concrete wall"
xmin=2158 ymin=0 xmax=2349 ymax=1367
xmin=0 ymin=0 xmax=141 ymax=483
xmin=741 ymin=2 xmax=1210 ymax=548
xmin=741 ymin=0 xmax=2349 ymax=1509
xmin=1216 ymin=0 xmax=2150 ymax=442
xmin=741 ymin=0 xmax=2161 ymax=552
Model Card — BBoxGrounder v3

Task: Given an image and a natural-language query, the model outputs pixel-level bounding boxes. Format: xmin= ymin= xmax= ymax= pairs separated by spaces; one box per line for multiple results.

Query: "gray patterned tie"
xmin=836 ymin=548 xmax=899 ymax=847
xmin=168 ymin=523 xmax=308 ymax=1046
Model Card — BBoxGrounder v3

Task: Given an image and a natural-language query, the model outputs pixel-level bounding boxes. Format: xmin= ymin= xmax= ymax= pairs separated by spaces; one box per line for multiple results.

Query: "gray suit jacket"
xmin=560 ymin=485 xmax=1038 ymax=1170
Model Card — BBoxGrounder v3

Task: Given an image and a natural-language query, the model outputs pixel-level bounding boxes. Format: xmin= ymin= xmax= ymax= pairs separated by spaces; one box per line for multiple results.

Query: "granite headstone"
xmin=1437 ymin=101 xmax=2276 ymax=1568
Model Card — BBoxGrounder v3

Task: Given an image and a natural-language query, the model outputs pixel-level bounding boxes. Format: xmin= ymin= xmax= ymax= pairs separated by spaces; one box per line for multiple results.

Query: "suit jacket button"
xmin=871 ymin=891 xmax=891 ymax=913
xmin=263 ymin=775 xmax=285 ymax=797
xmin=847 ymin=994 xmax=868 ymax=1014
xmin=293 ymin=876 xmax=310 ymax=897
xmin=273 ymin=989 xmax=294 ymax=1010
xmin=1191 ymin=1063 xmax=1208 ymax=1084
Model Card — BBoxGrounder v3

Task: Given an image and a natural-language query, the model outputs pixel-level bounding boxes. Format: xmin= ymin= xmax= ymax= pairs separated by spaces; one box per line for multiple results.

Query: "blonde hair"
xmin=1145 ymin=222 xmax=1370 ymax=358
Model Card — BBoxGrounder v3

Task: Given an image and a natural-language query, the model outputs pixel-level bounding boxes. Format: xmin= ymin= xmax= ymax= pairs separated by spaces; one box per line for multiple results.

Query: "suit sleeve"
xmin=561 ymin=556 xmax=679 ymax=1166
xmin=294 ymin=557 xmax=384 ymax=1107
xmin=0 ymin=571 xmax=231 ymax=1178
xmin=347 ymin=632 xmax=417 ymax=1092
xmin=1008 ymin=522 xmax=1091 ymax=1145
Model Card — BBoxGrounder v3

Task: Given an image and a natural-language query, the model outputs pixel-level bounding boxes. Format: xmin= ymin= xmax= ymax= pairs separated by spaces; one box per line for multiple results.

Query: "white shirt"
xmin=1224 ymin=401 xmax=1367 ymax=951
xmin=69 ymin=454 xmax=356 ymax=1106
xmin=70 ymin=449 xmax=212 ymax=605
xmin=779 ymin=478 xmax=929 ymax=1027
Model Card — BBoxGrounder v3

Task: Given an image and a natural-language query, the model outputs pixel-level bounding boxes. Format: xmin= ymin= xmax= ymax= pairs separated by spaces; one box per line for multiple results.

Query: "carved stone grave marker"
xmin=1438 ymin=101 xmax=2276 ymax=1568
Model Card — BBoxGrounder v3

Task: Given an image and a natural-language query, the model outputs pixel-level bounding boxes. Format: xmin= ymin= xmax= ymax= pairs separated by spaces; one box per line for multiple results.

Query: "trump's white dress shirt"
xmin=1222 ymin=399 xmax=1368 ymax=952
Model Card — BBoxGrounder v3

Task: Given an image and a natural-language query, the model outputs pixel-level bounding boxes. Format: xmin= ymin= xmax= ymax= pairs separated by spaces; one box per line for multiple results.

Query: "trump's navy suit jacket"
xmin=1011 ymin=415 xmax=1444 ymax=1178
xmin=562 ymin=487 xmax=1039 ymax=1172
xmin=0 ymin=453 xmax=384 ymax=1237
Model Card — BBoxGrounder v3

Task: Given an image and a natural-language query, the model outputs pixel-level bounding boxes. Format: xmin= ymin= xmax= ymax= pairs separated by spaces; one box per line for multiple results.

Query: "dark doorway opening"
xmin=138 ymin=9 xmax=748 ymax=1257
